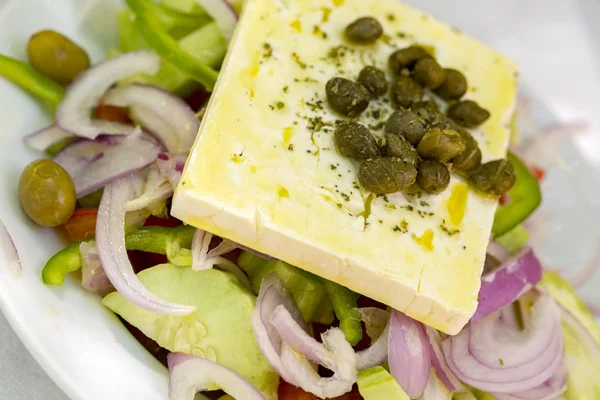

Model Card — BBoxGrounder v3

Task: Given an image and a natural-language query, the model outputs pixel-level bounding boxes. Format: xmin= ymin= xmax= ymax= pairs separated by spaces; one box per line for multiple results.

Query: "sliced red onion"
xmin=57 ymin=51 xmax=161 ymax=139
xmin=157 ymin=153 xmax=187 ymax=189
xmin=0 ymin=220 xmax=21 ymax=278
xmin=425 ymin=327 xmax=463 ymax=392
xmin=80 ymin=241 xmax=114 ymax=296
xmin=493 ymin=363 xmax=567 ymax=400
xmin=420 ymin=371 xmax=454 ymax=400
xmin=104 ymin=84 xmax=199 ymax=153
xmin=53 ymin=136 xmax=123 ymax=177
xmin=23 ymin=125 xmax=74 ymax=151
xmin=191 ymin=230 xmax=238 ymax=271
xmin=211 ymin=256 xmax=252 ymax=292
xmin=124 ymin=166 xmax=173 ymax=212
xmin=472 ymin=248 xmax=542 ymax=322
xmin=167 ymin=352 xmax=265 ymax=400
xmin=443 ymin=295 xmax=564 ymax=393
xmin=96 ymin=173 xmax=195 ymax=315
xmin=388 ymin=310 xmax=431 ymax=398
xmin=356 ymin=318 xmax=389 ymax=371
xmin=195 ymin=0 xmax=238 ymax=41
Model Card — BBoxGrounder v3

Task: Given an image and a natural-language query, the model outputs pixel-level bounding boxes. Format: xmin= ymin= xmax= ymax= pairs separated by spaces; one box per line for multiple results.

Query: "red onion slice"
xmin=425 ymin=327 xmax=463 ymax=392
xmin=57 ymin=51 xmax=161 ymax=139
xmin=0 ymin=220 xmax=21 ymax=278
xmin=24 ymin=125 xmax=74 ymax=151
xmin=80 ymin=241 xmax=114 ymax=296
xmin=53 ymin=136 xmax=123 ymax=177
xmin=168 ymin=352 xmax=265 ymax=400
xmin=104 ymin=84 xmax=199 ymax=153
xmin=493 ymin=364 xmax=567 ymax=400
xmin=195 ymin=0 xmax=238 ymax=40
xmin=124 ymin=167 xmax=173 ymax=213
xmin=96 ymin=174 xmax=195 ymax=315
xmin=388 ymin=310 xmax=431 ymax=398
xmin=157 ymin=153 xmax=187 ymax=189
xmin=192 ymin=230 xmax=238 ymax=271
xmin=356 ymin=318 xmax=389 ymax=371
xmin=473 ymin=248 xmax=543 ymax=322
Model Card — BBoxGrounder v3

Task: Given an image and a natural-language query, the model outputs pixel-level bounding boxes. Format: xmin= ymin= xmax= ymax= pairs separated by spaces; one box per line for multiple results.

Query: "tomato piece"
xmin=183 ymin=88 xmax=210 ymax=112
xmin=64 ymin=208 xmax=98 ymax=241
xmin=531 ymin=165 xmax=546 ymax=182
xmin=94 ymin=104 xmax=131 ymax=124
xmin=144 ymin=215 xmax=182 ymax=228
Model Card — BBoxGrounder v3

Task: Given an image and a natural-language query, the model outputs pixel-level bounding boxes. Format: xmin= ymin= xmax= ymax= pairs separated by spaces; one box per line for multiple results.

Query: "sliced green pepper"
xmin=42 ymin=225 xmax=196 ymax=286
xmin=323 ymin=280 xmax=363 ymax=346
xmin=145 ymin=1 xmax=210 ymax=39
xmin=492 ymin=153 xmax=541 ymax=237
xmin=0 ymin=54 xmax=65 ymax=112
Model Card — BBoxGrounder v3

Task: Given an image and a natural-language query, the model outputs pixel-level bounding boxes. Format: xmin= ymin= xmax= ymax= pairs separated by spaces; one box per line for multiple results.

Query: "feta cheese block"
xmin=172 ymin=0 xmax=518 ymax=334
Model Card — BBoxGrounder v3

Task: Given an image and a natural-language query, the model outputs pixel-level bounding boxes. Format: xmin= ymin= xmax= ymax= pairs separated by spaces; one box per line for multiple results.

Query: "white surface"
xmin=0 ymin=0 xmax=599 ymax=399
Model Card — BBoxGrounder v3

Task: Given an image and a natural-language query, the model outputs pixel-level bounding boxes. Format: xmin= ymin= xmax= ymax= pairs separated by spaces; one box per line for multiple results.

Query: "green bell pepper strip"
xmin=125 ymin=0 xmax=219 ymax=90
xmin=492 ymin=152 xmax=541 ymax=237
xmin=0 ymin=54 xmax=65 ymax=112
xmin=323 ymin=280 xmax=363 ymax=346
xmin=145 ymin=1 xmax=210 ymax=39
xmin=42 ymin=225 xmax=196 ymax=286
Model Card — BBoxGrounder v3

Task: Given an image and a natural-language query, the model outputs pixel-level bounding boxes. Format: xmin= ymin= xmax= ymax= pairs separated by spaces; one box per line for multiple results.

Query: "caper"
xmin=359 ymin=157 xmax=417 ymax=194
xmin=391 ymin=76 xmax=424 ymax=109
xmin=434 ymin=69 xmax=467 ymax=100
xmin=416 ymin=160 xmax=450 ymax=194
xmin=18 ymin=159 xmax=76 ymax=227
xmin=27 ymin=30 xmax=90 ymax=85
xmin=389 ymin=46 xmax=430 ymax=74
xmin=334 ymin=123 xmax=380 ymax=159
xmin=451 ymin=129 xmax=482 ymax=173
xmin=345 ymin=17 xmax=383 ymax=44
xmin=326 ymin=77 xmax=371 ymax=117
xmin=470 ymin=159 xmax=516 ymax=195
xmin=412 ymin=58 xmax=447 ymax=89
xmin=385 ymin=108 xmax=427 ymax=145
xmin=357 ymin=66 xmax=388 ymax=98
xmin=417 ymin=128 xmax=466 ymax=163
xmin=412 ymin=101 xmax=443 ymax=127
xmin=384 ymin=134 xmax=418 ymax=165
xmin=447 ymin=100 xmax=490 ymax=128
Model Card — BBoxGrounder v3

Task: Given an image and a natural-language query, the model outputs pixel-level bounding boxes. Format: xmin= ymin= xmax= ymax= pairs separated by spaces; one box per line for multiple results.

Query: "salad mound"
xmin=0 ymin=0 xmax=598 ymax=399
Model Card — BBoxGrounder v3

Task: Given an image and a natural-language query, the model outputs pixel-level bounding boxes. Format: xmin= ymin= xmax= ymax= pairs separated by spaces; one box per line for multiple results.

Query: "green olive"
xmin=18 ymin=159 xmax=76 ymax=227
xmin=447 ymin=100 xmax=490 ymax=128
xmin=470 ymin=159 xmax=516 ymax=195
xmin=345 ymin=17 xmax=383 ymax=44
xmin=412 ymin=58 xmax=447 ymax=89
xmin=434 ymin=69 xmax=467 ymax=100
xmin=326 ymin=77 xmax=371 ymax=117
xmin=451 ymin=129 xmax=482 ymax=173
xmin=417 ymin=128 xmax=466 ymax=163
xmin=416 ymin=160 xmax=450 ymax=194
xmin=357 ymin=66 xmax=388 ymax=98
xmin=384 ymin=134 xmax=418 ymax=165
xmin=385 ymin=108 xmax=427 ymax=145
xmin=388 ymin=46 xmax=430 ymax=74
xmin=391 ymin=76 xmax=424 ymax=109
xmin=334 ymin=123 xmax=380 ymax=159
xmin=27 ymin=30 xmax=90 ymax=85
xmin=359 ymin=157 xmax=417 ymax=194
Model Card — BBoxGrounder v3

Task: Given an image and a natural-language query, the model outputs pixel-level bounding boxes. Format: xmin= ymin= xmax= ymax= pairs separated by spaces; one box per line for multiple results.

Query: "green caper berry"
xmin=416 ymin=160 xmax=450 ymax=194
xmin=451 ymin=129 xmax=482 ymax=173
xmin=357 ymin=66 xmax=388 ymax=98
xmin=391 ymin=76 xmax=424 ymax=109
xmin=326 ymin=77 xmax=371 ymax=117
xmin=334 ymin=122 xmax=380 ymax=159
xmin=470 ymin=159 xmax=516 ymax=196
xmin=412 ymin=58 xmax=447 ymax=89
xmin=359 ymin=157 xmax=417 ymax=194
xmin=417 ymin=128 xmax=466 ymax=163
xmin=345 ymin=17 xmax=383 ymax=44
xmin=385 ymin=108 xmax=427 ymax=145
xmin=434 ymin=68 xmax=467 ymax=100
xmin=447 ymin=100 xmax=491 ymax=128
xmin=384 ymin=134 xmax=418 ymax=165
xmin=388 ymin=46 xmax=430 ymax=74
xmin=411 ymin=101 xmax=443 ymax=127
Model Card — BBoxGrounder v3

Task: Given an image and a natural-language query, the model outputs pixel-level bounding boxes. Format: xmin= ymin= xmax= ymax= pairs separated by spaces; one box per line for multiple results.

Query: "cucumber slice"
xmin=358 ymin=366 xmax=410 ymax=400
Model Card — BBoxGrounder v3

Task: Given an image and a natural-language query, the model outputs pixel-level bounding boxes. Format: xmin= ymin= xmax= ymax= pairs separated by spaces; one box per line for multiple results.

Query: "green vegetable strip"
xmin=42 ymin=225 xmax=196 ymax=286
xmin=323 ymin=280 xmax=363 ymax=346
xmin=0 ymin=54 xmax=64 ymax=111
xmin=125 ymin=0 xmax=219 ymax=90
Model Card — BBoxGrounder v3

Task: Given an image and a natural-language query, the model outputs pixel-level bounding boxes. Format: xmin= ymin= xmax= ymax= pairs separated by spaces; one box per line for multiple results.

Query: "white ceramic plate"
xmin=0 ymin=1 xmax=599 ymax=400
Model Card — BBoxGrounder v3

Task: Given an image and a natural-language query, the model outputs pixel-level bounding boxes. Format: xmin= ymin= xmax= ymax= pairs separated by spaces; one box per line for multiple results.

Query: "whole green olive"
xmin=359 ymin=157 xmax=417 ymax=194
xmin=334 ymin=122 xmax=380 ymax=159
xmin=417 ymin=128 xmax=466 ymax=163
xmin=451 ymin=129 xmax=482 ymax=173
xmin=345 ymin=17 xmax=383 ymax=44
xmin=357 ymin=66 xmax=388 ymax=98
xmin=391 ymin=76 xmax=424 ymax=109
xmin=388 ymin=46 xmax=430 ymax=74
xmin=416 ymin=160 xmax=450 ymax=194
xmin=18 ymin=159 xmax=76 ymax=227
xmin=385 ymin=108 xmax=427 ymax=145
xmin=447 ymin=100 xmax=490 ymax=128
xmin=326 ymin=77 xmax=371 ymax=117
xmin=384 ymin=134 xmax=418 ymax=165
xmin=27 ymin=30 xmax=90 ymax=85
xmin=470 ymin=159 xmax=516 ymax=196
xmin=434 ymin=68 xmax=467 ymax=100
xmin=412 ymin=58 xmax=447 ymax=89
